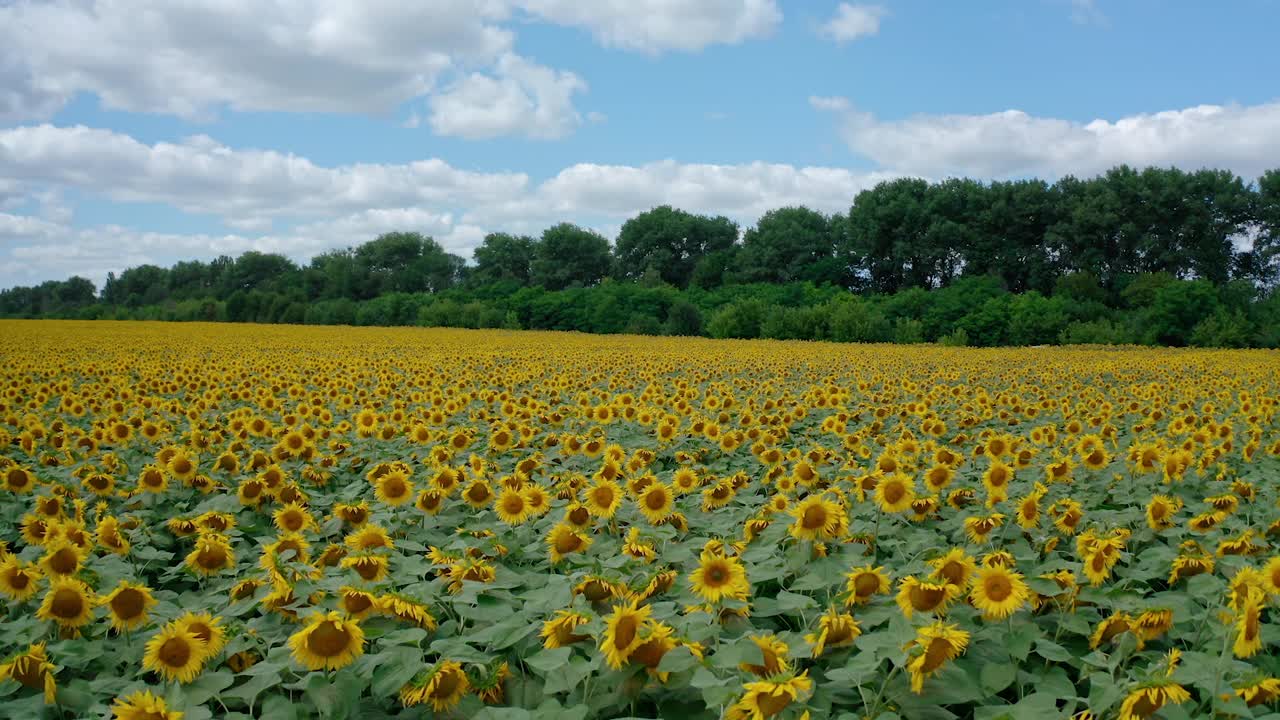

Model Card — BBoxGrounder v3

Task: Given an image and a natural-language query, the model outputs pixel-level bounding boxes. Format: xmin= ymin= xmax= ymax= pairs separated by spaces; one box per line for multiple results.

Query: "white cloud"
xmin=0 ymin=0 xmax=781 ymax=131
xmin=428 ymin=54 xmax=586 ymax=140
xmin=812 ymin=97 xmax=1280 ymax=180
xmin=0 ymin=0 xmax=515 ymax=121
xmin=516 ymin=0 xmax=781 ymax=53
xmin=820 ymin=3 xmax=887 ymax=44
xmin=0 ymin=124 xmax=897 ymax=288
xmin=0 ymin=124 xmax=532 ymax=225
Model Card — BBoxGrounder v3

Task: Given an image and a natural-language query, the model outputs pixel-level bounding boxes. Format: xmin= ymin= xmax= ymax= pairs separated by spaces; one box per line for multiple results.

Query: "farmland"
xmin=1 ymin=320 xmax=1279 ymax=719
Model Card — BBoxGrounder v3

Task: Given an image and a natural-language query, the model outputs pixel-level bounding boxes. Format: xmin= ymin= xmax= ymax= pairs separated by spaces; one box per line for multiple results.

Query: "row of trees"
xmin=3 ymin=165 xmax=1279 ymax=346
xmin=53 ymin=274 xmax=1280 ymax=348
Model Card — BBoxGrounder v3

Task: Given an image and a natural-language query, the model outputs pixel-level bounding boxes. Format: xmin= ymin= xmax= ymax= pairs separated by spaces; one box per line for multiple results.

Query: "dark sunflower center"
xmin=613 ymin=616 xmax=638 ymax=648
xmin=432 ymin=670 xmax=461 ymax=699
xmin=704 ymin=562 xmax=728 ymax=586
xmin=984 ymin=575 xmax=1012 ymax=602
xmin=854 ymin=574 xmax=879 ymax=596
xmin=308 ymin=621 xmax=352 ymax=657
xmin=645 ymin=490 xmax=667 ymax=510
xmin=802 ymin=505 xmax=828 ymax=530
xmin=159 ymin=637 xmax=193 ymax=667
xmin=51 ymin=588 xmax=84 ymax=618
xmin=112 ymin=588 xmax=146 ymax=619
xmin=883 ymin=483 xmax=905 ymax=504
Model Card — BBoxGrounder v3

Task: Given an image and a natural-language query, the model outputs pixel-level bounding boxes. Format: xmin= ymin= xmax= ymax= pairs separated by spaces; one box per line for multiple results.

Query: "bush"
xmin=937 ymin=328 xmax=969 ymax=347
xmin=707 ymin=299 xmax=767 ymax=339
xmin=760 ymin=305 xmax=827 ymax=340
xmin=827 ymin=297 xmax=891 ymax=343
xmin=664 ymin=299 xmax=704 ymax=336
xmin=1190 ymin=309 xmax=1254 ymax=348
xmin=893 ymin=318 xmax=924 ymax=344
xmin=1059 ymin=319 xmax=1129 ymax=345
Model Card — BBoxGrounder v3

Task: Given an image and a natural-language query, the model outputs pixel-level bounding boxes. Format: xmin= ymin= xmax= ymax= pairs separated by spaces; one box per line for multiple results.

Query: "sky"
xmin=1 ymin=0 xmax=1279 ymax=290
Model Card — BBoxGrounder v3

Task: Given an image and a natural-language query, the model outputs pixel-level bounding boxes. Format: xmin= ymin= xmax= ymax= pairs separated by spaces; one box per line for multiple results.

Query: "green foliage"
xmin=4 ymin=164 xmax=1280 ymax=347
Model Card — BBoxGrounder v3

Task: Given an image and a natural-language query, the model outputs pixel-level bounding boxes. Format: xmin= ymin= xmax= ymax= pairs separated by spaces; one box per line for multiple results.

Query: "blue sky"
xmin=1 ymin=0 xmax=1278 ymax=289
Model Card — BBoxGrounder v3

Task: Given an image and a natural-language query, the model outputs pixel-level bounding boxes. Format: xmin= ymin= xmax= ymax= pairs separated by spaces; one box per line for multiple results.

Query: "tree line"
xmin=3 ymin=164 xmax=1279 ymax=347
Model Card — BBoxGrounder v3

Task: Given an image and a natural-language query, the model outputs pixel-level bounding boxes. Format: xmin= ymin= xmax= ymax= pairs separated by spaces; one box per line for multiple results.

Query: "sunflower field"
xmin=1 ymin=320 xmax=1279 ymax=720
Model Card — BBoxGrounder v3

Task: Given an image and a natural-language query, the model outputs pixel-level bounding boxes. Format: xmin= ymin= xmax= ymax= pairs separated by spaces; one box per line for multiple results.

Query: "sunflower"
xmin=622 ymin=527 xmax=656 ymax=562
xmin=804 ymin=608 xmax=861 ymax=657
xmin=110 ymin=690 xmax=183 ymax=720
xmin=374 ymin=471 xmax=415 ymax=507
xmin=35 ymin=577 xmax=95 ymax=629
xmin=688 ymin=550 xmax=749 ymax=603
xmin=1132 ymin=608 xmax=1173 ymax=645
xmin=963 ymin=513 xmax=1005 ymax=544
xmin=38 ymin=540 xmax=85 ymax=578
xmin=342 ymin=553 xmax=390 ymax=583
xmin=637 ymin=482 xmax=675 ymax=524
xmin=272 ymin=503 xmax=316 ymax=534
xmin=896 ymin=576 xmax=958 ymax=618
xmin=600 ymin=599 xmax=652 ymax=669
xmin=583 ymin=479 xmax=623 ymax=518
xmin=338 ymin=586 xmax=380 ymax=620
xmin=143 ymin=624 xmax=206 ymax=683
xmin=1117 ymin=681 xmax=1191 ymax=720
xmin=1089 ymin=612 xmax=1132 ymax=649
xmin=929 ymin=548 xmax=978 ymax=590
xmin=844 ymin=565 xmax=891 ymax=606
xmin=923 ymin=464 xmax=954 ymax=493
xmin=380 ymin=594 xmax=438 ymax=630
xmin=981 ymin=460 xmax=1014 ymax=502
xmin=906 ymin=622 xmax=970 ymax=693
xmin=3 ymin=465 xmax=37 ymax=494
xmin=1235 ymin=595 xmax=1264 ymax=658
xmin=970 ymin=566 xmax=1030 ymax=620
xmin=874 ymin=473 xmax=915 ymax=513
xmin=1145 ymin=495 xmax=1181 ymax=531
xmin=0 ymin=557 xmax=42 ymax=601
xmin=541 ymin=609 xmax=592 ymax=649
xmin=176 ymin=612 xmax=227 ymax=658
xmin=186 ymin=532 xmax=236 ymax=576
xmin=1236 ymin=676 xmax=1280 ymax=707
xmin=288 ymin=611 xmax=365 ymax=671
xmin=494 ymin=488 xmax=531 ymax=525
xmin=96 ymin=516 xmax=130 ymax=555
xmin=727 ymin=672 xmax=812 ymax=720
xmin=1167 ymin=554 xmax=1214 ymax=584
xmin=1015 ymin=489 xmax=1043 ymax=529
xmin=739 ymin=634 xmax=791 ymax=677
xmin=400 ymin=660 xmax=470 ymax=711
xmin=546 ymin=524 xmax=592 ymax=564
xmin=0 ymin=643 xmax=57 ymax=703
xmin=1052 ymin=499 xmax=1084 ymax=536
xmin=788 ymin=494 xmax=845 ymax=542
xmin=100 ymin=581 xmax=156 ymax=632
xmin=137 ymin=465 xmax=168 ymax=493
xmin=344 ymin=525 xmax=393 ymax=552
xmin=334 ymin=501 xmax=371 ymax=526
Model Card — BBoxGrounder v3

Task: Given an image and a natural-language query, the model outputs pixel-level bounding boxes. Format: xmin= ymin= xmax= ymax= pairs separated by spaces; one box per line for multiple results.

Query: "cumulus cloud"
xmin=0 ymin=0 xmax=514 ymax=120
xmin=516 ymin=0 xmax=782 ymax=53
xmin=811 ymin=97 xmax=1280 ymax=180
xmin=820 ymin=3 xmax=887 ymax=44
xmin=0 ymin=0 xmax=781 ymax=129
xmin=428 ymin=54 xmax=587 ymax=140
xmin=0 ymin=124 xmax=895 ymax=288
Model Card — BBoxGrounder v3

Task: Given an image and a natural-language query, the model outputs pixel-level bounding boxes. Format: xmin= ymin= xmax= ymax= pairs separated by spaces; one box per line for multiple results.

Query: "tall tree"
xmin=532 ymin=224 xmax=612 ymax=291
xmin=613 ymin=206 xmax=738 ymax=288
xmin=736 ymin=206 xmax=849 ymax=286
xmin=471 ymin=233 xmax=537 ymax=286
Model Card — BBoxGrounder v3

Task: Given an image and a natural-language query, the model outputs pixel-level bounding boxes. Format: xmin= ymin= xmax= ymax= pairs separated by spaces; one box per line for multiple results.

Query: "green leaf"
xmin=524 ymin=647 xmax=572 ymax=675
xmin=656 ymin=646 xmax=698 ymax=674
xmin=1006 ymin=622 xmax=1041 ymax=661
xmin=980 ymin=662 xmax=1016 ymax=694
xmin=223 ymin=662 xmax=288 ymax=709
xmin=776 ymin=590 xmax=817 ymax=612
xmin=181 ymin=671 xmax=235 ymax=706
xmin=260 ymin=695 xmax=299 ymax=720
xmin=1033 ymin=638 xmax=1072 ymax=662
xmin=371 ymin=647 xmax=428 ymax=697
